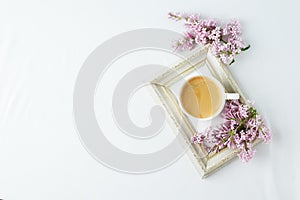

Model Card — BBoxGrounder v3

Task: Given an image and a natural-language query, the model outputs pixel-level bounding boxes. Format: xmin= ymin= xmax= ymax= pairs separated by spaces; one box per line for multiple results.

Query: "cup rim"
xmin=179 ymin=75 xmax=226 ymax=121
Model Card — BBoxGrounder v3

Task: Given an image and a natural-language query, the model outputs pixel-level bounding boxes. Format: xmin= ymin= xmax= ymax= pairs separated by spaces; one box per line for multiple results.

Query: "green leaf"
xmin=229 ymin=59 xmax=235 ymax=65
xmin=241 ymin=44 xmax=251 ymax=51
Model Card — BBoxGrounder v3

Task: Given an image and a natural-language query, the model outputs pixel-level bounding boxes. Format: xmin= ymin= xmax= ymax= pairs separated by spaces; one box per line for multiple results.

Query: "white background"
xmin=0 ymin=0 xmax=299 ymax=199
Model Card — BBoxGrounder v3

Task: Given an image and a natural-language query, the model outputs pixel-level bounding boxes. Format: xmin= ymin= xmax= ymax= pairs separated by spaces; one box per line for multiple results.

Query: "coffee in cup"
xmin=180 ymin=76 xmax=239 ymax=120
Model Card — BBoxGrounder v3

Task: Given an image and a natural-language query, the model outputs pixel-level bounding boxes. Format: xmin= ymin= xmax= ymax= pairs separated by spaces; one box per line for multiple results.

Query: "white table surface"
xmin=0 ymin=0 xmax=299 ymax=199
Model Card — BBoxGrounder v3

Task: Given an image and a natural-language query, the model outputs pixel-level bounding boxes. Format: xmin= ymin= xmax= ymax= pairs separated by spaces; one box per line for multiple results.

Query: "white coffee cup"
xmin=179 ymin=75 xmax=239 ymax=120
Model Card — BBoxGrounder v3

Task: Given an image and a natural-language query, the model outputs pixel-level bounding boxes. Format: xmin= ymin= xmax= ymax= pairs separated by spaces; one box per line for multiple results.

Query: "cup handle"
xmin=225 ymin=93 xmax=239 ymax=100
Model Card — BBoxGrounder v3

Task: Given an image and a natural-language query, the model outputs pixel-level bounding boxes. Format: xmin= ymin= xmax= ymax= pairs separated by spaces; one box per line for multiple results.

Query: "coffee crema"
xmin=180 ymin=76 xmax=222 ymax=118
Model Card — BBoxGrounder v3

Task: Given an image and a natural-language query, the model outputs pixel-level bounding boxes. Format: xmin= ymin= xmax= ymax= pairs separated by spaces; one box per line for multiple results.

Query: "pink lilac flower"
xmin=223 ymin=20 xmax=242 ymax=40
xmin=184 ymin=14 xmax=200 ymax=26
xmin=208 ymin=26 xmax=221 ymax=41
xmin=191 ymin=134 xmax=206 ymax=144
xmin=172 ymin=31 xmax=196 ymax=50
xmin=191 ymin=100 xmax=272 ymax=163
xmin=168 ymin=12 xmax=250 ymax=65
xmin=191 ymin=128 xmax=212 ymax=144
xmin=238 ymin=147 xmax=256 ymax=163
xmin=258 ymin=125 xmax=272 ymax=143
xmin=222 ymin=99 xmax=249 ymax=120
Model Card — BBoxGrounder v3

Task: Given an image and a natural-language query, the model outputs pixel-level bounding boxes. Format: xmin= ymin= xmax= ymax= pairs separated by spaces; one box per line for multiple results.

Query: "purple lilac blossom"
xmin=191 ymin=100 xmax=272 ymax=163
xmin=168 ymin=12 xmax=249 ymax=65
